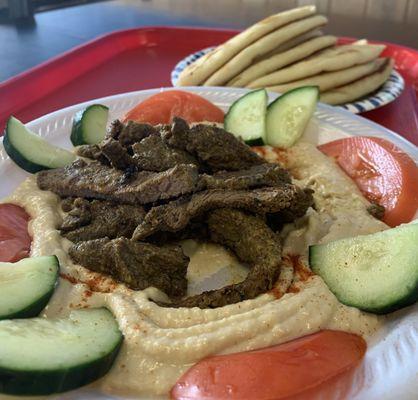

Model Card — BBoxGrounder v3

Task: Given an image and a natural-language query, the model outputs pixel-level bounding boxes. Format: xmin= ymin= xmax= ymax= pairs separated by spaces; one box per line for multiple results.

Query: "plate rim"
xmin=18 ymin=86 xmax=418 ymax=163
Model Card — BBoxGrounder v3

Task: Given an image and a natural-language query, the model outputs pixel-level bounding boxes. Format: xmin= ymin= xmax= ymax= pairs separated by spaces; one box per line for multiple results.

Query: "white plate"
xmin=0 ymin=87 xmax=417 ymax=400
xmin=170 ymin=48 xmax=405 ymax=114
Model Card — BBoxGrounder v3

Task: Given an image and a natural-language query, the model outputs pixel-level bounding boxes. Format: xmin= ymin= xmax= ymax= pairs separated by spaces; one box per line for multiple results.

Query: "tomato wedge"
xmin=122 ymin=90 xmax=224 ymax=125
xmin=318 ymin=136 xmax=418 ymax=227
xmin=0 ymin=204 xmax=31 ymax=262
xmin=171 ymin=330 xmax=366 ymax=400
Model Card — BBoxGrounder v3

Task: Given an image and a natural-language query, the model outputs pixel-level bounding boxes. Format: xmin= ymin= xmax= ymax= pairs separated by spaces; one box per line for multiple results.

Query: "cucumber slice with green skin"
xmin=0 ymin=308 xmax=123 ymax=395
xmin=71 ymin=104 xmax=109 ymax=146
xmin=309 ymin=224 xmax=418 ymax=314
xmin=0 ymin=256 xmax=59 ymax=320
xmin=265 ymin=86 xmax=319 ymax=148
xmin=224 ymin=89 xmax=268 ymax=145
xmin=3 ymin=116 xmax=76 ymax=173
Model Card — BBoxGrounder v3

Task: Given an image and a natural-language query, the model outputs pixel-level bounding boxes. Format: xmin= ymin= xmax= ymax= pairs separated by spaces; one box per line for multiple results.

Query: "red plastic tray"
xmin=0 ymin=26 xmax=417 ymax=145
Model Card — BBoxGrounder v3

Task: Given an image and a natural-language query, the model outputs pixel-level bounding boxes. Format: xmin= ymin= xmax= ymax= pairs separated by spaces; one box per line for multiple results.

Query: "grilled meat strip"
xmin=165 ymin=117 xmax=265 ymax=171
xmin=133 ymin=185 xmax=313 ymax=240
xmin=76 ymin=144 xmax=110 ymax=165
xmin=200 ymin=163 xmax=291 ymax=190
xmin=77 ymin=134 xmax=199 ymax=173
xmin=76 ymin=139 xmax=134 ymax=170
xmin=111 ymin=120 xmax=160 ymax=146
xmin=266 ymin=187 xmax=316 ymax=231
xmin=60 ymin=198 xmax=145 ymax=242
xmin=132 ymin=135 xmax=199 ymax=172
xmin=99 ymin=137 xmax=134 ymax=170
xmin=164 ymin=208 xmax=281 ymax=308
xmin=37 ymin=159 xmax=199 ymax=205
xmin=69 ymin=237 xmax=188 ymax=297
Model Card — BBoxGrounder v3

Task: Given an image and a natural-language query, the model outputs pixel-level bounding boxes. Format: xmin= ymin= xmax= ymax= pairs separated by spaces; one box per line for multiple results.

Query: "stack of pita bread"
xmin=176 ymin=6 xmax=394 ymax=105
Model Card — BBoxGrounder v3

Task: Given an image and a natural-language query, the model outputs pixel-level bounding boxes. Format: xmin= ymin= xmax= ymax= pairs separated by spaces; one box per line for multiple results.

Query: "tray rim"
xmin=2 ymin=26 xmax=418 ymax=91
xmin=1 ymin=26 xmax=417 ymax=143
xmin=21 ymin=86 xmax=418 ymax=160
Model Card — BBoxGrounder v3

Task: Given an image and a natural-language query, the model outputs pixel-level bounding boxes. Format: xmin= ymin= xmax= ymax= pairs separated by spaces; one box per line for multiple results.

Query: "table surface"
xmin=0 ymin=0 xmax=417 ymax=82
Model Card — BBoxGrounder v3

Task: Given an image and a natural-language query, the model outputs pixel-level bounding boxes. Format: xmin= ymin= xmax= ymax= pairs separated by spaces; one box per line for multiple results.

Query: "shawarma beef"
xmin=69 ymin=237 xmax=188 ymax=297
xmin=132 ymin=135 xmax=199 ymax=172
xmin=60 ymin=198 xmax=145 ymax=242
xmin=37 ymin=115 xmax=315 ymax=307
xmin=132 ymin=185 xmax=313 ymax=240
xmin=165 ymin=117 xmax=266 ymax=171
xmin=76 ymin=144 xmax=110 ymax=165
xmin=164 ymin=208 xmax=282 ymax=308
xmin=113 ymin=120 xmax=160 ymax=146
xmin=99 ymin=137 xmax=134 ymax=170
xmin=200 ymin=163 xmax=291 ymax=190
xmin=37 ymin=159 xmax=199 ymax=205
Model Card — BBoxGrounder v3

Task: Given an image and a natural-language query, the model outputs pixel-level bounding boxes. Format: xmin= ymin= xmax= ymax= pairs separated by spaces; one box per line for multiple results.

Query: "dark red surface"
xmin=0 ymin=27 xmax=417 ymax=145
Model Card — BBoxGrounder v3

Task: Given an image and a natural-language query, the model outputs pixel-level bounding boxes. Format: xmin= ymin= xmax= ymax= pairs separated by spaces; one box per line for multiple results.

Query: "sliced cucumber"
xmin=0 ymin=256 xmax=59 ymax=320
xmin=3 ymin=116 xmax=76 ymax=173
xmin=224 ymin=89 xmax=268 ymax=145
xmin=0 ymin=308 xmax=123 ymax=395
xmin=265 ymin=86 xmax=319 ymax=148
xmin=71 ymin=104 xmax=109 ymax=146
xmin=310 ymin=224 xmax=418 ymax=314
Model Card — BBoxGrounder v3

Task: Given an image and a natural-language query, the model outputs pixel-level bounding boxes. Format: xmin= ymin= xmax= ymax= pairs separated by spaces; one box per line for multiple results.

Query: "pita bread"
xmin=266 ymin=58 xmax=387 ymax=93
xmin=204 ymin=15 xmax=328 ymax=86
xmin=319 ymin=58 xmax=394 ymax=105
xmin=229 ymin=35 xmax=337 ymax=87
xmin=247 ymin=43 xmax=386 ymax=88
xmin=257 ymin=29 xmax=323 ymax=61
xmin=176 ymin=6 xmax=316 ymax=86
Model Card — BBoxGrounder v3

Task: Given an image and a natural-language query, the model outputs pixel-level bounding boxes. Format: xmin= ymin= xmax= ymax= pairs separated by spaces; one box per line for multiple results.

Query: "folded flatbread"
xmin=320 ymin=58 xmax=394 ymax=105
xmin=176 ymin=6 xmax=316 ymax=86
xmin=229 ymin=35 xmax=337 ymax=87
xmin=204 ymin=15 xmax=328 ymax=86
xmin=255 ymin=28 xmax=323 ymax=61
xmin=266 ymin=58 xmax=387 ymax=93
xmin=247 ymin=43 xmax=386 ymax=88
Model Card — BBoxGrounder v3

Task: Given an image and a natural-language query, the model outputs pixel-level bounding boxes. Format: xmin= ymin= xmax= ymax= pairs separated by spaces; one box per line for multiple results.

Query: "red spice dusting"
xmin=269 ymin=286 xmax=284 ymax=299
xmin=272 ymin=147 xmax=289 ymax=165
xmin=60 ymin=273 xmax=78 ymax=285
xmin=83 ymin=290 xmax=93 ymax=298
xmin=252 ymin=146 xmax=267 ymax=158
xmin=60 ymin=272 xmax=117 ymax=293
xmin=284 ymin=254 xmax=314 ymax=282
xmin=287 ymin=285 xmax=301 ymax=294
xmin=85 ymin=274 xmax=118 ymax=293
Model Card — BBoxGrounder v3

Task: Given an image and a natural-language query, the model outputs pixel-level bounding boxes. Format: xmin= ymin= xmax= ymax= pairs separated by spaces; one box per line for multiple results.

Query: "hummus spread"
xmin=4 ymin=141 xmax=386 ymax=398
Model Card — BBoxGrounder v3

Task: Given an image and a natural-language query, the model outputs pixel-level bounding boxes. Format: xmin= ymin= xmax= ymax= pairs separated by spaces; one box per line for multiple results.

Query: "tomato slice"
xmin=171 ymin=330 xmax=366 ymax=400
xmin=318 ymin=136 xmax=418 ymax=227
xmin=0 ymin=204 xmax=31 ymax=262
xmin=122 ymin=90 xmax=224 ymax=125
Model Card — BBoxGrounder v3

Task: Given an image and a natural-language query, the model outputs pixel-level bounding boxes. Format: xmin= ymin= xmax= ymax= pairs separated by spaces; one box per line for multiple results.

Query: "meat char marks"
xmin=37 ymin=160 xmax=199 ymax=205
xmin=201 ymin=163 xmax=291 ymax=190
xmin=76 ymin=117 xmax=265 ymax=172
xmin=36 ymin=117 xmax=314 ymax=307
xmin=60 ymin=198 xmax=145 ymax=242
xmin=133 ymin=186 xmax=313 ymax=240
xmin=166 ymin=117 xmax=265 ymax=171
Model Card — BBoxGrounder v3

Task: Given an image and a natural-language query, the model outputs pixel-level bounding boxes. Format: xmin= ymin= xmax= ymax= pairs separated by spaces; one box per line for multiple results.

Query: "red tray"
xmin=0 ymin=27 xmax=417 ymax=145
